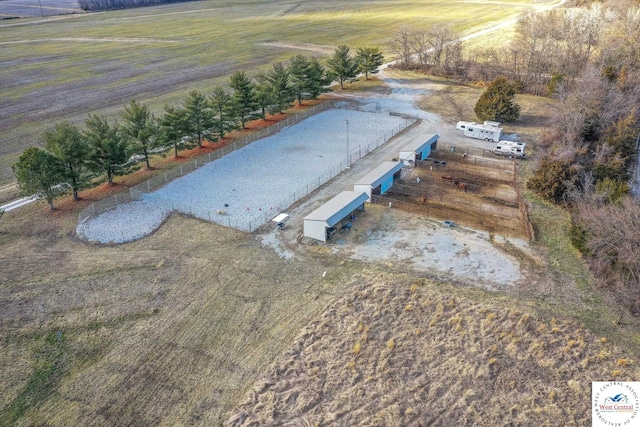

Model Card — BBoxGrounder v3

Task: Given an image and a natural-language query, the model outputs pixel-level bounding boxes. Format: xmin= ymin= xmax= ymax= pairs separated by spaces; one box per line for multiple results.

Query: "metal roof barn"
xmin=303 ymin=191 xmax=368 ymax=243
xmin=353 ymin=161 xmax=403 ymax=200
xmin=398 ymin=133 xmax=439 ymax=165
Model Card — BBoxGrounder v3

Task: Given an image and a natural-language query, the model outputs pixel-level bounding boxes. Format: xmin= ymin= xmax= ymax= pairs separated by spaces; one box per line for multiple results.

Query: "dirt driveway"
xmin=260 ymin=70 xmax=535 ymax=291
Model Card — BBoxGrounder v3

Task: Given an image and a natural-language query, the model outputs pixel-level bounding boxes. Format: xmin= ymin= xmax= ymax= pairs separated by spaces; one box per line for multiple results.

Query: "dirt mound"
xmin=227 ymin=274 xmax=639 ymax=426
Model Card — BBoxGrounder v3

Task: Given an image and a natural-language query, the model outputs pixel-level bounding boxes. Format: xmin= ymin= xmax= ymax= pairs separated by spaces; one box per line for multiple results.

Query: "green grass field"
xmin=0 ymin=0 xmax=548 ymax=185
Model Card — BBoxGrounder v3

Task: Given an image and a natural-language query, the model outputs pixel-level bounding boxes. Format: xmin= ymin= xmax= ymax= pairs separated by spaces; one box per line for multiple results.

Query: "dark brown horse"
xmin=454 ymin=180 xmax=467 ymax=192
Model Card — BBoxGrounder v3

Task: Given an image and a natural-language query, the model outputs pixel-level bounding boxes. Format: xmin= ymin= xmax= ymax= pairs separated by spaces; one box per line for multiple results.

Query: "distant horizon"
xmin=0 ymin=0 xmax=80 ymax=19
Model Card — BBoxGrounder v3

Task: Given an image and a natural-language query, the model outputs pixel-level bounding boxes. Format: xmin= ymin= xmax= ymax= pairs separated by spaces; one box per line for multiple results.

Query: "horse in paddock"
xmin=454 ymin=180 xmax=467 ymax=192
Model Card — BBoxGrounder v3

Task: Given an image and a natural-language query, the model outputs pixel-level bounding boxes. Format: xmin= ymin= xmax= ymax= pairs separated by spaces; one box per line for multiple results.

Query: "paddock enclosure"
xmin=373 ymin=149 xmax=532 ymax=239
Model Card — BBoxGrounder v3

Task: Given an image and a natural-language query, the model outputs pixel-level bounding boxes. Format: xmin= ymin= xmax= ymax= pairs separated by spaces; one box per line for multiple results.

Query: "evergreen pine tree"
xmin=356 ymin=46 xmax=384 ymax=80
xmin=229 ymin=71 xmax=257 ymax=128
xmin=327 ymin=45 xmax=358 ymax=89
xmin=474 ymin=76 xmax=521 ymax=122
xmin=43 ymin=121 xmax=90 ymax=201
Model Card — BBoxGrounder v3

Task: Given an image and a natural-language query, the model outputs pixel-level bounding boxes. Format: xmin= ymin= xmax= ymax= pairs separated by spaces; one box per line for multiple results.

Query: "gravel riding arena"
xmin=77 ymin=107 xmax=413 ymax=243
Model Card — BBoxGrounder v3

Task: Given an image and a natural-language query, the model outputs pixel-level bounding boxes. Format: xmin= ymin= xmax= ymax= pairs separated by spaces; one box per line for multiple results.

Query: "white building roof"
xmin=354 ymin=161 xmax=403 ymax=188
xmin=399 ymin=133 xmax=439 ymax=154
xmin=304 ymin=191 xmax=368 ymax=227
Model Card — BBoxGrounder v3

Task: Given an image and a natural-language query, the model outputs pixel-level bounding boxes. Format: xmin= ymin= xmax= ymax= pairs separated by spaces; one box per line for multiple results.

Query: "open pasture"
xmin=0 ymin=0 xmax=548 ymax=184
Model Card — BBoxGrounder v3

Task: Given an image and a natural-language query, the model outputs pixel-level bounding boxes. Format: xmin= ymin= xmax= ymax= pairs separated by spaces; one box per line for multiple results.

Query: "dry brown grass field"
xmin=0 ymin=201 xmax=362 ymax=425
xmin=4 ymin=195 xmax=639 ymax=425
xmin=228 ymin=277 xmax=640 ymax=426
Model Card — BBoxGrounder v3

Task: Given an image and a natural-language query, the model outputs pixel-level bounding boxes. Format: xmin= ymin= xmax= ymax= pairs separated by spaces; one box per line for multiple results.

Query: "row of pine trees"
xmin=12 ymin=47 xmax=384 ymax=209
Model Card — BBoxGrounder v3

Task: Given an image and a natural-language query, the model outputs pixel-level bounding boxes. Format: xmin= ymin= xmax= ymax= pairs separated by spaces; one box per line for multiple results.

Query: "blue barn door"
xmin=380 ymin=177 xmax=393 ymax=194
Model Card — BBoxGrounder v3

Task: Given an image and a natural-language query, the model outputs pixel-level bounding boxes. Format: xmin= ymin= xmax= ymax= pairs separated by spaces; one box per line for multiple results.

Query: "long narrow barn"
xmin=353 ymin=161 xmax=403 ymax=201
xmin=398 ymin=133 xmax=439 ymax=166
xmin=303 ymin=191 xmax=368 ymax=243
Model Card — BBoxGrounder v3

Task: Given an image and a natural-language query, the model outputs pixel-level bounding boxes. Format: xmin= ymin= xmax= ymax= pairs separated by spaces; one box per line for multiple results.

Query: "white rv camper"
xmin=498 ymin=140 xmax=525 ymax=148
xmin=492 ymin=143 xmax=525 ymax=158
xmin=456 ymin=120 xmax=503 ymax=142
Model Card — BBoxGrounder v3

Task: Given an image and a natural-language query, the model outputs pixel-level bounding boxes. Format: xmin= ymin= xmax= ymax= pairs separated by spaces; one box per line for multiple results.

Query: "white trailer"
xmin=456 ymin=120 xmax=503 ymax=142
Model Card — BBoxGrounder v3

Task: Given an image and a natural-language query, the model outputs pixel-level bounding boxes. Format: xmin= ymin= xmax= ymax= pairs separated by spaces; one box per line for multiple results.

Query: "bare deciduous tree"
xmin=391 ymin=25 xmax=414 ymax=69
xmin=578 ymin=198 xmax=640 ymax=315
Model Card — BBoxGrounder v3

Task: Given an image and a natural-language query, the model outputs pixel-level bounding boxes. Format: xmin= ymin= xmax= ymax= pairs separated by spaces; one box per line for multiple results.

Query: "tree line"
xmin=522 ymin=4 xmax=640 ymax=315
xmin=78 ymin=0 xmax=196 ymax=12
xmin=455 ymin=1 xmax=640 ymax=315
xmin=12 ymin=47 xmax=383 ymax=210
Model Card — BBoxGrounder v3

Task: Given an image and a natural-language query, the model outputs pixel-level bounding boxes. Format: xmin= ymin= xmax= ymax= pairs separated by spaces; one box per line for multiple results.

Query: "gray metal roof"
xmin=304 ymin=191 xmax=368 ymax=226
xmin=399 ymin=133 xmax=439 ymax=153
xmin=354 ymin=161 xmax=403 ymax=187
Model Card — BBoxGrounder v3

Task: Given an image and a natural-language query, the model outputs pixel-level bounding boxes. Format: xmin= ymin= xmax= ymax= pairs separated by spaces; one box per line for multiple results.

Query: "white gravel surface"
xmin=346 ymin=224 xmax=521 ymax=288
xmin=77 ymin=108 xmax=409 ymax=243
xmin=76 ymin=200 xmax=169 ymax=244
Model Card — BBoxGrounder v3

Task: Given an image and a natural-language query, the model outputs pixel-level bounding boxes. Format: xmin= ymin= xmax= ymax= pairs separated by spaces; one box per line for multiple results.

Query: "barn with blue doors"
xmin=303 ymin=191 xmax=368 ymax=243
xmin=398 ymin=133 xmax=439 ymax=166
xmin=353 ymin=161 xmax=403 ymax=201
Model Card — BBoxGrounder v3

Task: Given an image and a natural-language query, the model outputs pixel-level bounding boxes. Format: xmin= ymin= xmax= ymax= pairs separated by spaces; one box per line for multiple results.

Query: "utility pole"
xmin=346 ymin=119 xmax=350 ymax=168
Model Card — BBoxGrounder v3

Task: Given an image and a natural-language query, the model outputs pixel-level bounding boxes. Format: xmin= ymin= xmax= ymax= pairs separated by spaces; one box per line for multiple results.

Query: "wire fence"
xmin=386 ymin=185 xmax=522 ymax=220
xmin=77 ymin=103 xmax=418 ymax=238
xmin=371 ymin=194 xmax=528 ymax=239
xmin=392 ymin=181 xmax=519 ymax=205
xmin=349 ymin=118 xmax=418 ymax=164
xmin=143 ymin=161 xmax=350 ymax=233
xmin=432 ymin=143 xmax=518 ymax=173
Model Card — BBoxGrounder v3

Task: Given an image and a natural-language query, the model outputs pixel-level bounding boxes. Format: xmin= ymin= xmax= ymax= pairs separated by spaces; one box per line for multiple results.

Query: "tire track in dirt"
xmin=259 ymin=41 xmax=335 ymax=55
xmin=276 ymin=3 xmax=300 ymax=18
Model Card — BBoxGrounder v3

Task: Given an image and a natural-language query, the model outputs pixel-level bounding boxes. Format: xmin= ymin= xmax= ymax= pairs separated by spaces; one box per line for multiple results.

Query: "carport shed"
xmin=353 ymin=161 xmax=403 ymax=200
xmin=303 ymin=191 xmax=368 ymax=243
xmin=398 ymin=133 xmax=439 ymax=166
